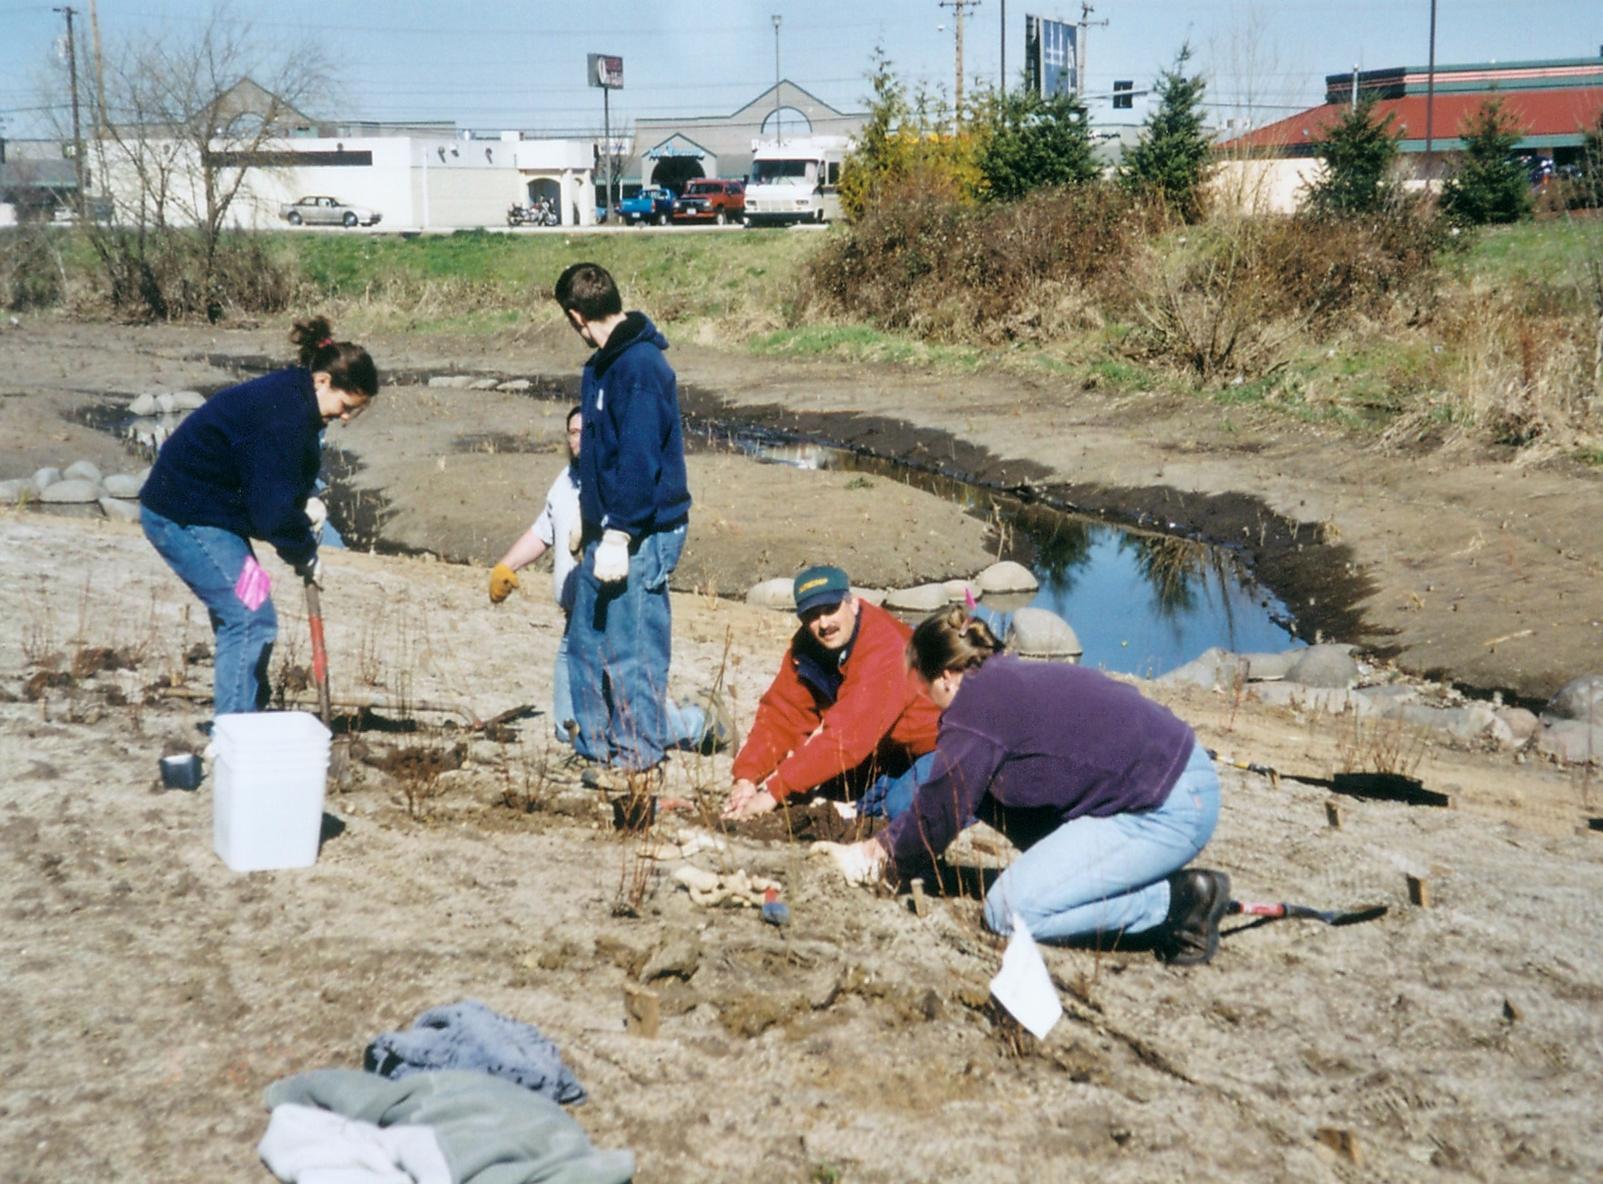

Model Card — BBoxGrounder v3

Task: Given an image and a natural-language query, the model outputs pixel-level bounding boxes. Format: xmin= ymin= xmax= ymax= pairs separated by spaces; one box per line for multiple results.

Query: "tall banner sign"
xmin=1024 ymin=15 xmax=1076 ymax=97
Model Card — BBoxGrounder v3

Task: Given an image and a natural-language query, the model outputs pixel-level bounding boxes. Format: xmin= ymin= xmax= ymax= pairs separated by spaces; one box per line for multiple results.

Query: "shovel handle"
xmin=304 ymin=579 xmax=333 ymax=727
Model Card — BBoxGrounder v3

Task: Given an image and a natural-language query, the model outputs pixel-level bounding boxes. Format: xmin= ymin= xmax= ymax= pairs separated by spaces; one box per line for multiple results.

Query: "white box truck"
xmin=743 ymin=135 xmax=849 ymax=227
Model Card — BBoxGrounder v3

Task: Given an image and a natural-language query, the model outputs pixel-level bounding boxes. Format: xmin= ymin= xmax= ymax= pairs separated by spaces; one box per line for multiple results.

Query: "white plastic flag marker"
xmin=988 ymin=912 xmax=1063 ymax=1040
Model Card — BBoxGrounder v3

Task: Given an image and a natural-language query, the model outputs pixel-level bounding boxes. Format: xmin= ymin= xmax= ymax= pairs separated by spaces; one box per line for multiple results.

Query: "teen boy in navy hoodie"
xmin=553 ymin=263 xmax=691 ymax=787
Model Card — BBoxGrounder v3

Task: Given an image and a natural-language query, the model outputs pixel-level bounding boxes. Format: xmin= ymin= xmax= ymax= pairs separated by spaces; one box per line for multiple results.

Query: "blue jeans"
xmin=551 ymin=627 xmax=575 ymax=742
xmin=858 ymin=752 xmax=936 ymax=819
xmin=553 ymin=615 xmax=702 ymax=748
xmin=141 ymin=505 xmax=278 ymax=719
xmin=983 ymin=743 xmax=1221 ymax=942
xmin=568 ymin=524 xmax=686 ymax=770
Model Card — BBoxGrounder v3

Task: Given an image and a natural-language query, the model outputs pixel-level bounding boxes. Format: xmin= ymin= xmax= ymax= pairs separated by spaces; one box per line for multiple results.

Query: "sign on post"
xmin=588 ymin=54 xmax=624 ymax=89
xmin=1024 ymin=15 xmax=1076 ymax=97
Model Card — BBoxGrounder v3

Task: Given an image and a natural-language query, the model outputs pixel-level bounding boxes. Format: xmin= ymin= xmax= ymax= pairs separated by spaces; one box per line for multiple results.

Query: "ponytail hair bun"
xmin=291 ymin=315 xmax=379 ymax=398
xmin=907 ymin=604 xmax=1002 ymax=682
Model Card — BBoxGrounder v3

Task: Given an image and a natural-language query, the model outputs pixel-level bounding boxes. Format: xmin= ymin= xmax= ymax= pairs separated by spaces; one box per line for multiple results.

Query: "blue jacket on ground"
xmin=139 ymin=367 xmax=322 ymax=564
xmin=577 ymin=312 xmax=691 ymax=538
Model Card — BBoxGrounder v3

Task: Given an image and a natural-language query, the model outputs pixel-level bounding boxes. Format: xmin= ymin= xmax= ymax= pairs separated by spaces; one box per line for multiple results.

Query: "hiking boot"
xmin=693 ymin=686 xmax=740 ymax=755
xmin=1159 ymin=868 xmax=1231 ymax=966
xmin=582 ymin=762 xmax=664 ymax=794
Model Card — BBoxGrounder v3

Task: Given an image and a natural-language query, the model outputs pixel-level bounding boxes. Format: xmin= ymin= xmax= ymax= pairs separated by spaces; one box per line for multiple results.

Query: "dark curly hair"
xmin=290 ymin=315 xmax=378 ymax=398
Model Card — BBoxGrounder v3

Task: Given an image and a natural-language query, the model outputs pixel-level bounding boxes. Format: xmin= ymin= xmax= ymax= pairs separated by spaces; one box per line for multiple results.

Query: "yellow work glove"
xmin=489 ymin=563 xmax=519 ymax=604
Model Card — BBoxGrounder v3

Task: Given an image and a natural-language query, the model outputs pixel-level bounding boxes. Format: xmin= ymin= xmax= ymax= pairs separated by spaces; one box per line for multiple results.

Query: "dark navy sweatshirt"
xmin=878 ymin=655 xmax=1197 ymax=870
xmin=139 ymin=367 xmax=322 ymax=565
xmin=577 ymin=312 xmax=691 ymax=537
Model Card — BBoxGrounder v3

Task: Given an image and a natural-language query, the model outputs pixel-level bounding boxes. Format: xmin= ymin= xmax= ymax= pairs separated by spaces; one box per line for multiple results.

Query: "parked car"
xmin=672 ymin=179 xmax=745 ymax=225
xmin=618 ymin=187 xmax=675 ymax=226
xmin=279 ymin=195 xmax=382 ymax=228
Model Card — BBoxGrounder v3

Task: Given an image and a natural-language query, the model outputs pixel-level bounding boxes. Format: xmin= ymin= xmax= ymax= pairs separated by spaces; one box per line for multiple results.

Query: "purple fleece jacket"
xmin=877 ymin=655 xmax=1196 ymax=870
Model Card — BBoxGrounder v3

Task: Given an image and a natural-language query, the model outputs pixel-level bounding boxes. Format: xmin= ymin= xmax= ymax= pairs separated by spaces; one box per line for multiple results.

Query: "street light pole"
xmin=1424 ymin=0 xmax=1438 ymax=183
xmin=772 ymin=14 xmax=782 ymax=146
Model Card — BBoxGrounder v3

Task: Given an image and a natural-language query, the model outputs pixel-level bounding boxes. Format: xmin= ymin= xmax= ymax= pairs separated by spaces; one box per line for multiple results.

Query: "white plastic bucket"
xmin=211 ymin=711 xmax=330 ymax=872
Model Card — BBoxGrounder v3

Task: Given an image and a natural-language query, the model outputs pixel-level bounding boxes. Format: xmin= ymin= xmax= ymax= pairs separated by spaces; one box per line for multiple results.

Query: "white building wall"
xmin=96 ymin=133 xmax=593 ymax=230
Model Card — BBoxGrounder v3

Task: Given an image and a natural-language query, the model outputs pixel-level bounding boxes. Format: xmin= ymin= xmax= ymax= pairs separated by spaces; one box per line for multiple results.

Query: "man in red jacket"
xmin=723 ymin=565 xmax=940 ymax=820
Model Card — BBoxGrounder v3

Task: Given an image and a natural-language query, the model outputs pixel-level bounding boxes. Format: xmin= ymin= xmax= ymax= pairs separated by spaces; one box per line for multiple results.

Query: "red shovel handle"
xmin=304 ymin=580 xmax=333 ymax=726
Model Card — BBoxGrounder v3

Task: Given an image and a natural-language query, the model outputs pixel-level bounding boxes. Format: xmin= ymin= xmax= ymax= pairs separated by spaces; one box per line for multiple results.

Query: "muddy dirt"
xmin=2 ymin=315 xmax=1602 ymax=1182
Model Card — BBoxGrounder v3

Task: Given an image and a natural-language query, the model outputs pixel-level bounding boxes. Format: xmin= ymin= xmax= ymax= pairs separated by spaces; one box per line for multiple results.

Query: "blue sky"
xmin=1 ymin=1 xmax=1598 ymax=140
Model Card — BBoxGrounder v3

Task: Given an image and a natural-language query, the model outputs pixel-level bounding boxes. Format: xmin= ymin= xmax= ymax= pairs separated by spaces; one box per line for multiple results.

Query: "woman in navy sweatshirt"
xmin=139 ymin=316 xmax=377 ymax=721
xmin=817 ymin=606 xmax=1231 ymax=965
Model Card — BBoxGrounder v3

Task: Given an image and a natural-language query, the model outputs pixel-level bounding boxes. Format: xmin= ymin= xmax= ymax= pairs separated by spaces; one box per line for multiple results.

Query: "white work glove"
xmin=295 ymin=554 xmax=323 ymax=588
xmin=304 ymin=495 xmax=329 ymax=535
xmin=810 ymin=840 xmax=886 ymax=886
xmin=593 ymin=529 xmax=631 ymax=584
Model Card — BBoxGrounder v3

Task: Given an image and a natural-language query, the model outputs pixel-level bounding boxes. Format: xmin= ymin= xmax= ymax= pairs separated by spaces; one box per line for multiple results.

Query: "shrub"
xmin=1121 ymin=46 xmax=1214 ymax=222
xmin=87 ymin=229 xmax=301 ymax=321
xmin=972 ymin=88 xmax=1098 ymax=202
xmin=0 ymin=225 xmax=67 ymax=310
xmin=1441 ymin=99 xmax=1534 ymax=226
xmin=1303 ymin=96 xmax=1402 ymax=217
xmin=801 ymin=182 xmax=1151 ymax=343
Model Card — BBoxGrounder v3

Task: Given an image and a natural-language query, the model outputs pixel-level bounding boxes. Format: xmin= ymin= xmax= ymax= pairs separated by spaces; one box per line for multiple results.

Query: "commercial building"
xmin=1215 ymin=54 xmax=1603 ymax=213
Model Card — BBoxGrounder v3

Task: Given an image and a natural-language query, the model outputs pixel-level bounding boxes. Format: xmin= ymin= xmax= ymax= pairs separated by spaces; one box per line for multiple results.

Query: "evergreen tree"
xmin=1581 ymin=112 xmax=1603 ymax=209
xmin=974 ymin=87 xmax=1098 ymax=202
xmin=1440 ymin=98 xmax=1533 ymax=225
xmin=1304 ymin=95 xmax=1401 ymax=216
xmin=1121 ymin=45 xmax=1213 ymax=221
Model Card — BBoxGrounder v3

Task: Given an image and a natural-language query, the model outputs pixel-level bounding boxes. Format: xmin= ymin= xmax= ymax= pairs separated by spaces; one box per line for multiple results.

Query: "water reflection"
xmin=696 ymin=424 xmax=1301 ymax=677
xmin=1020 ymin=521 xmax=1296 ymax=677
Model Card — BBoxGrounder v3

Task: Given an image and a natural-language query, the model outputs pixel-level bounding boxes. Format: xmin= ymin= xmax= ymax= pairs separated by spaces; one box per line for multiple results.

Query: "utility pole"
xmin=771 ymin=14 xmax=782 ymax=146
xmin=89 ymin=0 xmax=107 ymax=200
xmin=54 ymin=5 xmax=85 ymax=219
xmin=1351 ymin=64 xmax=1359 ymax=111
xmin=1000 ymin=0 xmax=1006 ymax=92
xmin=938 ymin=0 xmax=979 ymax=121
xmin=1423 ymin=0 xmax=1438 ymax=183
xmin=1076 ymin=1 xmax=1108 ymax=98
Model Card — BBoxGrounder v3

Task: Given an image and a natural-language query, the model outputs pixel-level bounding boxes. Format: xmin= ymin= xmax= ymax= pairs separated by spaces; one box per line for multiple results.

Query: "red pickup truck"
xmin=672 ymin=179 xmax=745 ymax=225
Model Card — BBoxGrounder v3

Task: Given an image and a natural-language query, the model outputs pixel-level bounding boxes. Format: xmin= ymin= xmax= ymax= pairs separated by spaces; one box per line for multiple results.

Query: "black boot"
xmin=1160 ymin=868 xmax=1231 ymax=966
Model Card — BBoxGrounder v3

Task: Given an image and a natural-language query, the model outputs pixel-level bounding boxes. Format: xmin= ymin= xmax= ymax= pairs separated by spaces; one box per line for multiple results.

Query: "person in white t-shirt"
xmin=489 ymin=405 xmax=732 ymax=751
xmin=490 ymin=406 xmax=585 ymax=740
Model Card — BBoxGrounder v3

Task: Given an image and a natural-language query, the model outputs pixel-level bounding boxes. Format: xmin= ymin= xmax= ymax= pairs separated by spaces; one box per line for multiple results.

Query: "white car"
xmin=279 ymin=195 xmax=382 ymax=228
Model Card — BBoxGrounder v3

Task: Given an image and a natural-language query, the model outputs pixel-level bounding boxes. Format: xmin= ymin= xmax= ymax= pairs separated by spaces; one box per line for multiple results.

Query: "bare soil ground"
xmin=2 ymin=316 xmax=1602 ymax=1183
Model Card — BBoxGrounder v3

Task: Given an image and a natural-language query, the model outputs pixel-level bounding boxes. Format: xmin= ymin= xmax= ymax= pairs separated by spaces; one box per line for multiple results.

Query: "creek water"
xmin=705 ymin=432 xmax=1302 ymax=678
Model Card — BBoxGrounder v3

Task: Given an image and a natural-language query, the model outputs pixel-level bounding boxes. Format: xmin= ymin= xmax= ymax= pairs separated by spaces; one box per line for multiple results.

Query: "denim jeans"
xmin=554 ymin=613 xmax=701 ymax=749
xmin=141 ymin=505 xmax=278 ymax=718
xmin=568 ymin=524 xmax=686 ymax=770
xmin=858 ymin=751 xmax=936 ymax=819
xmin=982 ymin=743 xmax=1221 ymax=942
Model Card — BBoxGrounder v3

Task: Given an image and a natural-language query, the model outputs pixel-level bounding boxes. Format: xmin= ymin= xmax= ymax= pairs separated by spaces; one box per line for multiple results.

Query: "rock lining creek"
xmin=65 ymin=358 xmax=1332 ymax=683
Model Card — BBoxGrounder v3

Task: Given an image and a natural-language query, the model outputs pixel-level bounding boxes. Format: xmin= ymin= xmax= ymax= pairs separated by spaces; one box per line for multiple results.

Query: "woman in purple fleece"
xmin=818 ymin=607 xmax=1231 ymax=965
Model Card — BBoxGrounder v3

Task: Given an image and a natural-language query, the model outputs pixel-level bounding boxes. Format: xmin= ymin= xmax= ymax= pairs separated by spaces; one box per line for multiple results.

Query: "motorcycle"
xmin=506 ymin=198 xmax=560 ymax=227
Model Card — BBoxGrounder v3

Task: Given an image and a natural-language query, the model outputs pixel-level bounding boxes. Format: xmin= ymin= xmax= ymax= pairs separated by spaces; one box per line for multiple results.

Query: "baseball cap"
xmin=793 ymin=565 xmax=850 ymax=616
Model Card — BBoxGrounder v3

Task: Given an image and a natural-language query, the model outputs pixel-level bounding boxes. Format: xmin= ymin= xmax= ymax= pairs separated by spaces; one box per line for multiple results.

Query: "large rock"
xmin=852 ymin=586 xmax=886 ymax=607
xmin=168 ymin=390 xmax=207 ymax=411
xmin=1534 ymin=720 xmax=1603 ymax=765
xmin=1007 ymin=607 xmax=1082 ymax=661
xmin=99 ymin=496 xmax=140 ymax=522
xmin=1239 ymin=650 xmax=1301 ymax=681
xmin=63 ymin=459 xmax=103 ymax=485
xmin=427 ymin=375 xmax=478 ymax=389
xmin=1543 ymin=674 xmax=1603 ymax=725
xmin=496 ymin=378 xmax=532 ymax=392
xmin=154 ymin=392 xmax=176 ymax=413
xmin=1495 ymin=706 xmax=1540 ymax=746
xmin=1248 ymin=682 xmax=1378 ymax=716
xmin=884 ymin=583 xmax=949 ymax=613
xmin=39 ymin=478 xmax=101 ymax=504
xmin=0 ymin=477 xmax=38 ymax=503
xmin=102 ymin=473 xmax=144 ymax=498
xmin=32 ymin=466 xmax=61 ymax=490
xmin=128 ymin=393 xmax=159 ymax=416
xmin=745 ymin=578 xmax=795 ymax=612
xmin=469 ymin=377 xmax=501 ymax=391
xmin=943 ymin=578 xmax=980 ymax=604
xmin=1286 ymin=644 xmax=1361 ymax=688
xmin=974 ymin=560 xmax=1038 ymax=595
xmin=1160 ymin=646 xmax=1249 ymax=691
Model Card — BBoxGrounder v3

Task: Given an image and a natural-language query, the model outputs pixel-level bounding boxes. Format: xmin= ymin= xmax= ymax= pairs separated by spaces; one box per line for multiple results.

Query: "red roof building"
xmin=1227 ymin=56 xmax=1603 ymax=161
